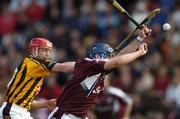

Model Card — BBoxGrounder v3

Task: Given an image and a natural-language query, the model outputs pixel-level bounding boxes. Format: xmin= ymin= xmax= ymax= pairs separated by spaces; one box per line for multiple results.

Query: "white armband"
xmin=136 ymin=36 xmax=144 ymax=42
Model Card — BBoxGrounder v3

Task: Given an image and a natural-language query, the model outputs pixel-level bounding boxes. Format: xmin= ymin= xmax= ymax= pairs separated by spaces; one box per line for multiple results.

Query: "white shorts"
xmin=0 ymin=102 xmax=33 ymax=119
xmin=48 ymin=107 xmax=89 ymax=119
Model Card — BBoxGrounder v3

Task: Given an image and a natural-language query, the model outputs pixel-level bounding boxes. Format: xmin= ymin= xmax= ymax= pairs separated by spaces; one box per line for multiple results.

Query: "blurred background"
xmin=0 ymin=0 xmax=180 ymax=119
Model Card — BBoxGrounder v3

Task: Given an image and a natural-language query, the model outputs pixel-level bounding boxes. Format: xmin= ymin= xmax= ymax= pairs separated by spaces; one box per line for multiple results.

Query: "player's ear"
xmin=31 ymin=48 xmax=36 ymax=56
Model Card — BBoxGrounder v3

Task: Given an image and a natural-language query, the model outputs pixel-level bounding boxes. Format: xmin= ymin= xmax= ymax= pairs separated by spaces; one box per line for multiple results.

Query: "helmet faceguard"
xmin=88 ymin=43 xmax=114 ymax=59
xmin=28 ymin=38 xmax=53 ymax=61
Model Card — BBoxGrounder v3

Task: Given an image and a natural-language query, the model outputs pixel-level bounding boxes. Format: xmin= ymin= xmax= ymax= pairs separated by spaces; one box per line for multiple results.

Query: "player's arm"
xmin=117 ymin=25 xmax=151 ymax=55
xmin=51 ymin=62 xmax=75 ymax=73
xmin=121 ymin=93 xmax=133 ymax=119
xmin=37 ymin=59 xmax=75 ymax=74
xmin=123 ymin=98 xmax=133 ymax=119
xmin=104 ymin=43 xmax=147 ymax=70
xmin=31 ymin=99 xmax=56 ymax=111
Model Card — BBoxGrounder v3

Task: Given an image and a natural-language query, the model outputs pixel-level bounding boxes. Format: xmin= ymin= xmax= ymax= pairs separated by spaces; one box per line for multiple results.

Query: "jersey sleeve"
xmin=40 ymin=61 xmax=57 ymax=71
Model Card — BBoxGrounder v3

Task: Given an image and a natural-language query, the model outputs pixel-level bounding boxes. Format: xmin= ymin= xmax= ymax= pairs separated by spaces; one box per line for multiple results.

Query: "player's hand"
xmin=138 ymin=25 xmax=151 ymax=39
xmin=138 ymin=43 xmax=148 ymax=56
xmin=46 ymin=99 xmax=57 ymax=111
xmin=122 ymin=117 xmax=130 ymax=119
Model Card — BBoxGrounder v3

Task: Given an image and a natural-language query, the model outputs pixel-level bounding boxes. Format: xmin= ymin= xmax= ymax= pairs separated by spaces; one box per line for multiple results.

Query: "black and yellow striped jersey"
xmin=5 ymin=56 xmax=56 ymax=110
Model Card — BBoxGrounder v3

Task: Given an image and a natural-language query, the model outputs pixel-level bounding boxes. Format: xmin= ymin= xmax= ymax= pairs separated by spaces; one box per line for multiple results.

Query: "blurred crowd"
xmin=0 ymin=0 xmax=180 ymax=119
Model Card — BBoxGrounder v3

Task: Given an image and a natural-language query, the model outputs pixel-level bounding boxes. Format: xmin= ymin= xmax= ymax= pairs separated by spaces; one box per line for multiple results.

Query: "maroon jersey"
xmin=95 ymin=87 xmax=132 ymax=119
xmin=57 ymin=58 xmax=107 ymax=118
xmin=95 ymin=93 xmax=121 ymax=119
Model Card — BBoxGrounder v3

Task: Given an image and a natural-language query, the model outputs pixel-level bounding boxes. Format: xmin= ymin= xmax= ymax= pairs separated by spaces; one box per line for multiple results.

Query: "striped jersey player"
xmin=0 ymin=38 xmax=75 ymax=119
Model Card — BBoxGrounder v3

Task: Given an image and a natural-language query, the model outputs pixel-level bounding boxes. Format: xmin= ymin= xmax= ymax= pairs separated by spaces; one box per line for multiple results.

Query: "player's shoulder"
xmin=84 ymin=58 xmax=107 ymax=62
xmin=75 ymin=58 xmax=106 ymax=66
xmin=107 ymin=86 xmax=126 ymax=98
xmin=25 ymin=55 xmax=56 ymax=71
xmin=24 ymin=56 xmax=41 ymax=65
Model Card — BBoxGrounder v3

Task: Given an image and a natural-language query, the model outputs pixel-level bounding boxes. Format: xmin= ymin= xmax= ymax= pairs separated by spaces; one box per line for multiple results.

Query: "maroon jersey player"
xmin=48 ymin=26 xmax=151 ymax=119
xmin=95 ymin=86 xmax=133 ymax=119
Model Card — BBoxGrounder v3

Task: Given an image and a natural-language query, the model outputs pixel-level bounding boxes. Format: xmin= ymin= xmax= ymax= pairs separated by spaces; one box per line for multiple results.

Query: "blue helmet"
xmin=88 ymin=43 xmax=114 ymax=59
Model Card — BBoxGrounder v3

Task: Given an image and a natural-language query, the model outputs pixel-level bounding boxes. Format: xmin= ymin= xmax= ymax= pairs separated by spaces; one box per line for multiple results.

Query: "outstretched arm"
xmin=104 ymin=43 xmax=148 ymax=70
xmin=118 ymin=25 xmax=151 ymax=55
xmin=51 ymin=62 xmax=75 ymax=73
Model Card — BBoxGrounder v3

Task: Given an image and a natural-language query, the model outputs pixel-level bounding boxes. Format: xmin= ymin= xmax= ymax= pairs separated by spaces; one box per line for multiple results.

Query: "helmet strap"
xmin=35 ymin=47 xmax=39 ymax=57
xmin=31 ymin=47 xmax=38 ymax=58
